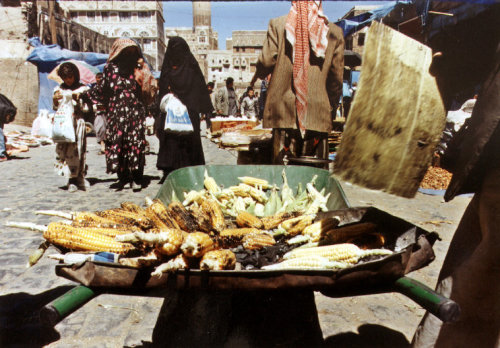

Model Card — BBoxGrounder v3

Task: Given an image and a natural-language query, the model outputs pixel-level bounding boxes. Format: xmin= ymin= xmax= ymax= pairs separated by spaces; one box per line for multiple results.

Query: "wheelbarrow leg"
xmin=39 ymin=285 xmax=97 ymax=326
xmin=393 ymin=277 xmax=460 ymax=323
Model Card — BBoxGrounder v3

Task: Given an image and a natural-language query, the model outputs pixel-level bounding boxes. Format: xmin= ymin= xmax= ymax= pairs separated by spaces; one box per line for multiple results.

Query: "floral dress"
xmin=86 ymin=62 xmax=147 ymax=176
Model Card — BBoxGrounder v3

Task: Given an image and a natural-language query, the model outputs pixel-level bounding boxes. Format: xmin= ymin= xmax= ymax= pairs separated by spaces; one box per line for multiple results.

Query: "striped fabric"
xmin=285 ymin=1 xmax=329 ymax=136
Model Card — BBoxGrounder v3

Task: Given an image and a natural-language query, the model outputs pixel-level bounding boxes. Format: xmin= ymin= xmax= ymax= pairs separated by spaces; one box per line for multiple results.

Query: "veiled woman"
xmin=156 ymin=36 xmax=213 ymax=181
xmin=86 ymin=38 xmax=150 ymax=191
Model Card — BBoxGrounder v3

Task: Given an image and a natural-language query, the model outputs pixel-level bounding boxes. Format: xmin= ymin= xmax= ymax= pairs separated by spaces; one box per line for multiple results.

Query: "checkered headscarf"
xmin=285 ymin=1 xmax=329 ymax=136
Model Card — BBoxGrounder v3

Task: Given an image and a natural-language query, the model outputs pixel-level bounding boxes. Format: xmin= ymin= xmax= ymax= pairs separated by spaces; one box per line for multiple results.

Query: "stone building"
xmin=58 ymin=0 xmax=166 ymax=70
xmin=339 ymin=5 xmax=380 ymax=56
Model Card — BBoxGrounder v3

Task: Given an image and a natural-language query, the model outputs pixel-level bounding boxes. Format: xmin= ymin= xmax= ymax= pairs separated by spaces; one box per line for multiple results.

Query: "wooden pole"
xmin=48 ymin=0 xmax=57 ymax=45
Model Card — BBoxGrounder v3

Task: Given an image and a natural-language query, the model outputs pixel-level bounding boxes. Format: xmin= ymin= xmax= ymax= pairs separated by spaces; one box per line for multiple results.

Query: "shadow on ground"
xmin=323 ymin=324 xmax=410 ymax=348
xmin=0 ymin=286 xmax=74 ymax=347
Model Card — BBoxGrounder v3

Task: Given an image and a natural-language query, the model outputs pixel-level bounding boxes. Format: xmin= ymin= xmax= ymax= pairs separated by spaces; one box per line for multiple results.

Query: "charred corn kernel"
xmin=242 ymin=233 xmax=276 ymax=250
xmin=237 ymin=176 xmax=271 ymax=189
xmin=181 ymin=232 xmax=214 ymax=258
xmin=302 ymin=217 xmax=341 ymax=242
xmin=43 ymin=222 xmax=134 ymax=254
xmin=261 ymin=212 xmax=301 ymax=230
xmin=189 ymin=204 xmax=213 ymax=232
xmin=95 ymin=209 xmax=153 ymax=229
xmin=200 ymin=249 xmax=236 ymax=270
xmin=201 ymin=199 xmax=225 ymax=232
xmin=261 ymin=256 xmax=348 ymax=270
xmin=146 ymin=199 xmax=180 ymax=229
xmin=168 ymin=201 xmax=198 ymax=232
xmin=152 ymin=254 xmax=190 ymax=277
xmin=280 ymin=215 xmax=314 ymax=236
xmin=73 ymin=212 xmax=118 ymax=225
xmin=283 ymin=243 xmax=392 ymax=263
xmin=204 ymin=169 xmax=220 ymax=193
xmin=120 ymin=202 xmax=144 ymax=214
xmin=236 ymin=211 xmax=263 ymax=229
xmin=220 ymin=227 xmax=261 ymax=238
xmin=321 ymin=222 xmax=377 ymax=244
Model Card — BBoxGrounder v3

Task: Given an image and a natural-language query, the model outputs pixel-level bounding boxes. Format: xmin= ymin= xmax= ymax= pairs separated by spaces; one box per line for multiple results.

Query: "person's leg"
xmin=0 ymin=125 xmax=7 ymax=160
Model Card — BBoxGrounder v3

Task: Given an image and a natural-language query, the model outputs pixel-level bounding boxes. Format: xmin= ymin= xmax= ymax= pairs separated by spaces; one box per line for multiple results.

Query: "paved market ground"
xmin=0 ymin=123 xmax=471 ymax=347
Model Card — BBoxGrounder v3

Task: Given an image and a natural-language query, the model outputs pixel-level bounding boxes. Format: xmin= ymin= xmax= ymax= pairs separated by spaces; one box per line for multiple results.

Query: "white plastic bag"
xmin=160 ymin=93 xmax=193 ymax=133
xmin=32 ymin=110 xmax=54 ymax=137
xmin=52 ymin=91 xmax=76 ymax=143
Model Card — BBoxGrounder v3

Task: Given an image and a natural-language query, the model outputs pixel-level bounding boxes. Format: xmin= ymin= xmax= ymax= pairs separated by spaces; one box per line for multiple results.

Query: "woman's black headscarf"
xmin=159 ymin=37 xmax=213 ymax=114
xmin=57 ymin=62 xmax=84 ymax=90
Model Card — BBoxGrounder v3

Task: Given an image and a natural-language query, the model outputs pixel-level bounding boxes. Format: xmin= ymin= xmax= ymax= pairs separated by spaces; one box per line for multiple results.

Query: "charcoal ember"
xmin=232 ymin=242 xmax=295 ymax=269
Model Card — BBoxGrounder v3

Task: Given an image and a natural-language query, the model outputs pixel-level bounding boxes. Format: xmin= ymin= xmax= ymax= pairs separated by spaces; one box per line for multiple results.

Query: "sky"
xmin=163 ymin=1 xmax=389 ymax=49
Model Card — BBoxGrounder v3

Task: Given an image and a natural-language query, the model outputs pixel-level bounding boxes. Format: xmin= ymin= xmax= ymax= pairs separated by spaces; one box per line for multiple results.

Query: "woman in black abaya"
xmin=156 ymin=37 xmax=213 ymax=180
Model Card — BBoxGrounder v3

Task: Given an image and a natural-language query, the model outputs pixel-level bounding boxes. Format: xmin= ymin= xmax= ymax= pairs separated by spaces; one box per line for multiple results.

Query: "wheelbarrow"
xmin=40 ymin=165 xmax=460 ymax=342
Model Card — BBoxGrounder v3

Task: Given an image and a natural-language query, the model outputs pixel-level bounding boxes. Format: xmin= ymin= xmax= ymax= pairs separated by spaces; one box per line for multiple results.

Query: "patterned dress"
xmin=86 ymin=62 xmax=147 ymax=177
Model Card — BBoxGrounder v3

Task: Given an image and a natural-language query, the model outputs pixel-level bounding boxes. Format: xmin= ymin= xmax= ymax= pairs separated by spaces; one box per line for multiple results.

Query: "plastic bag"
xmin=160 ymin=94 xmax=193 ymax=133
xmin=32 ymin=110 xmax=53 ymax=137
xmin=52 ymin=91 xmax=76 ymax=143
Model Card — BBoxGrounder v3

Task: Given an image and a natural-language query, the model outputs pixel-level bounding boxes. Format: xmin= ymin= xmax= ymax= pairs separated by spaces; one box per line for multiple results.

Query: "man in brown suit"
xmin=251 ymin=1 xmax=344 ymax=164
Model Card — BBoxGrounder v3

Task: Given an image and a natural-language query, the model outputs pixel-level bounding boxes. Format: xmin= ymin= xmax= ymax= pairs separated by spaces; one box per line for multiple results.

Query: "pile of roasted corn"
xmin=6 ymin=170 xmax=392 ymax=274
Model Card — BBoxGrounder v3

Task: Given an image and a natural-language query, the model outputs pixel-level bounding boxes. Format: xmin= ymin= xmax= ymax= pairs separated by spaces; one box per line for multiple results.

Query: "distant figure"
xmin=240 ymin=87 xmax=259 ymax=119
xmin=258 ymin=74 xmax=270 ymax=120
xmin=204 ymin=81 xmax=216 ymax=130
xmin=0 ymin=93 xmax=17 ymax=162
xmin=85 ymin=38 xmax=151 ymax=191
xmin=215 ymin=77 xmax=238 ymax=116
xmin=52 ymin=62 xmax=90 ymax=192
xmin=91 ymin=72 xmax=107 ymax=154
xmin=156 ymin=37 xmax=213 ymax=181
xmin=250 ymin=1 xmax=344 ymax=164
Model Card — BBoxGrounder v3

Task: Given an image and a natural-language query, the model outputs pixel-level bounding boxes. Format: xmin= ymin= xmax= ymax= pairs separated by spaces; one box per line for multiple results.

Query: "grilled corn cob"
xmin=302 ymin=216 xmax=341 ymax=242
xmin=204 ymin=169 xmax=221 ymax=194
xmin=189 ymin=204 xmax=213 ymax=232
xmin=146 ymin=199 xmax=180 ymax=229
xmin=181 ymin=232 xmax=215 ymax=258
xmin=36 ymin=210 xmax=118 ymax=225
xmin=261 ymin=256 xmax=348 ymax=270
xmin=201 ymin=199 xmax=226 ymax=232
xmin=261 ymin=212 xmax=301 ymax=230
xmin=120 ymin=202 xmax=145 ymax=214
xmin=182 ymin=190 xmax=207 ymax=206
xmin=237 ymin=176 xmax=271 ymax=189
xmin=236 ymin=211 xmax=263 ymax=229
xmin=70 ymin=220 xmax=142 ymax=231
xmin=200 ymin=249 xmax=236 ymax=270
xmin=229 ymin=184 xmax=268 ymax=203
xmin=43 ymin=222 xmax=134 ymax=254
xmin=168 ymin=201 xmax=199 ymax=232
xmin=242 ymin=233 xmax=276 ymax=250
xmin=220 ymin=227 xmax=261 ymax=238
xmin=282 ymin=243 xmax=392 ymax=263
xmin=280 ymin=215 xmax=314 ymax=236
xmin=95 ymin=209 xmax=153 ymax=230
xmin=320 ymin=222 xmax=377 ymax=245
xmin=152 ymin=254 xmax=190 ymax=277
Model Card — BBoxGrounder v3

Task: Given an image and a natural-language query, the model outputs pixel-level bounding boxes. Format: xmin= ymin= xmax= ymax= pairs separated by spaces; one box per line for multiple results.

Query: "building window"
xmin=101 ymin=11 xmax=109 ymax=21
xmin=139 ymin=11 xmax=150 ymax=20
xmin=71 ymin=12 xmax=78 ymax=20
xmin=103 ymin=30 xmax=109 ymax=36
xmin=119 ymin=12 xmax=131 ymax=22
xmin=110 ymin=12 xmax=118 ymax=22
xmin=87 ymin=11 xmax=95 ymax=22
xmin=199 ymin=36 xmax=206 ymax=43
xmin=132 ymin=12 xmax=138 ymax=22
xmin=357 ymin=33 xmax=365 ymax=46
xmin=122 ymin=31 xmax=130 ymax=37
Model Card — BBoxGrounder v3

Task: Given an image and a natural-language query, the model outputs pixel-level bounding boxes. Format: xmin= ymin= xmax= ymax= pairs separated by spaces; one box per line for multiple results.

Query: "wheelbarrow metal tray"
xmin=56 ymin=206 xmax=437 ymax=294
xmin=155 ymin=164 xmax=349 ymax=210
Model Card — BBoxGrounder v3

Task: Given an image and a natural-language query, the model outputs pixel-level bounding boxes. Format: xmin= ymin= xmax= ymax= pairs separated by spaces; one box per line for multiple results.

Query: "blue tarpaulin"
xmin=335 ymin=1 xmax=411 ymax=38
xmin=26 ymin=37 xmax=109 ymax=113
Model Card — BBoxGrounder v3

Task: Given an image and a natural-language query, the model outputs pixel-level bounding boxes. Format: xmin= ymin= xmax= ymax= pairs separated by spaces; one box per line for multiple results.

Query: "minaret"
xmin=192 ymin=1 xmax=211 ymax=29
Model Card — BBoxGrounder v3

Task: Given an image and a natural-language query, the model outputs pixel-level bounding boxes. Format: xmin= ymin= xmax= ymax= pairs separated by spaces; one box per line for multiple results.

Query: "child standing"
xmin=52 ymin=62 xmax=91 ymax=192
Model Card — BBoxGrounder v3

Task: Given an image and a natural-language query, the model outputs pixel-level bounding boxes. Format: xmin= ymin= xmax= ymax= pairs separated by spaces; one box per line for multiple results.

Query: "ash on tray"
xmin=232 ymin=241 xmax=296 ymax=270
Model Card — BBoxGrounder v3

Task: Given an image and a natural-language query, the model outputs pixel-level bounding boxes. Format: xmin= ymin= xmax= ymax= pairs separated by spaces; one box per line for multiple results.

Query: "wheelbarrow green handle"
xmin=393 ymin=277 xmax=460 ymax=323
xmin=40 ymin=285 xmax=96 ymax=326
